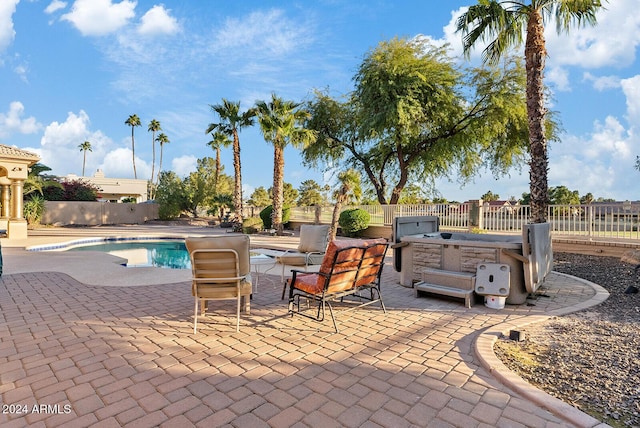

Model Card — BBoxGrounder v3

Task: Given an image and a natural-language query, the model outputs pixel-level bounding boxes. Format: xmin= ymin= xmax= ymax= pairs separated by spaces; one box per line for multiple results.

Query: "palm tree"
xmin=330 ymin=169 xmax=361 ymax=241
xmin=78 ymin=141 xmax=92 ymax=176
xmin=125 ymin=114 xmax=142 ymax=179
xmin=456 ymin=0 xmax=604 ymax=223
xmin=148 ymin=119 xmax=162 ymax=185
xmin=207 ymin=131 xmax=232 ymax=193
xmin=156 ymin=133 xmax=170 ymax=187
xmin=255 ymin=93 xmax=316 ymax=235
xmin=206 ymin=99 xmax=255 ymax=224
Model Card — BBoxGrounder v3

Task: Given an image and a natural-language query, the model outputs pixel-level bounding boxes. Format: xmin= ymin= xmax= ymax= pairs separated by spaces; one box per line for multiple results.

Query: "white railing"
xmin=287 ymin=202 xmax=640 ymax=239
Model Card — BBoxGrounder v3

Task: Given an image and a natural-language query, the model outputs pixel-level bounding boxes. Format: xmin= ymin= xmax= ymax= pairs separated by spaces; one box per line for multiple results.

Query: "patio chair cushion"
xmin=185 ymin=235 xmax=251 ymax=276
xmin=297 ymin=224 xmax=330 ymax=253
xmin=276 ymin=252 xmax=325 ymax=266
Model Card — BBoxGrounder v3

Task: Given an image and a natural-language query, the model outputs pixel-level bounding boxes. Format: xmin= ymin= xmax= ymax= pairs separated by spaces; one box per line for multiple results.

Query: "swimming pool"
xmin=29 ymin=238 xmax=192 ymax=269
xmin=28 ymin=237 xmax=275 ymax=270
xmin=70 ymin=240 xmax=191 ymax=269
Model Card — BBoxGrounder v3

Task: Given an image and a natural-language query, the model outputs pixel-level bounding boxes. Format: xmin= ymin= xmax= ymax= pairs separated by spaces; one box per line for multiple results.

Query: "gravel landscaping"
xmin=494 ymin=252 xmax=640 ymax=427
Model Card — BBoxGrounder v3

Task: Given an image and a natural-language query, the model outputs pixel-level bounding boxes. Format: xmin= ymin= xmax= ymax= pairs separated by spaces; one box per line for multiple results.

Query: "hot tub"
xmin=395 ymin=223 xmax=553 ymax=305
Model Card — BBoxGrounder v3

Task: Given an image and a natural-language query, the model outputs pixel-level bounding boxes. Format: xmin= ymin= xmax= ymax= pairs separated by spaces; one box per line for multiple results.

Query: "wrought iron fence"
xmin=285 ymin=202 xmax=640 ymax=239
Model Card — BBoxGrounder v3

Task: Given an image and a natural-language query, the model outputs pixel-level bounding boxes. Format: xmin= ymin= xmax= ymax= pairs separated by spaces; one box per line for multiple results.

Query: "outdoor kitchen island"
xmin=392 ymin=216 xmax=553 ymax=307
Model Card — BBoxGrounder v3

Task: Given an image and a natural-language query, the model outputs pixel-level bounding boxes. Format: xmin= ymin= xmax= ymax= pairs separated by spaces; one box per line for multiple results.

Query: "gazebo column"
xmin=0 ymin=184 xmax=9 ymax=231
xmin=7 ymin=179 xmax=27 ymax=239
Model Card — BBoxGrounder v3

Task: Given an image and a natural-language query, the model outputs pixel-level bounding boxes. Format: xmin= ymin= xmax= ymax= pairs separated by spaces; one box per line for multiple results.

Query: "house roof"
xmin=0 ymin=144 xmax=40 ymax=163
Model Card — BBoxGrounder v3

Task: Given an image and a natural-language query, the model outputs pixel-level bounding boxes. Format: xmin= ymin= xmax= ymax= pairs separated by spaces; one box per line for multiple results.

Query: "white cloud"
xmin=0 ymin=101 xmax=41 ymax=138
xmin=0 ymin=0 xmax=18 ymax=53
xmin=137 ymin=5 xmax=179 ymax=36
xmin=442 ymin=1 xmax=640 ymax=73
xmin=620 ymin=75 xmax=640 ymax=123
xmin=213 ymin=9 xmax=312 ymax=57
xmin=99 ymin=147 xmax=151 ymax=179
xmin=13 ymin=63 xmax=28 ymax=82
xmin=31 ymin=110 xmax=109 ymax=175
xmin=583 ymin=72 xmax=621 ymax=91
xmin=171 ymin=155 xmax=197 ymax=178
xmin=546 ymin=66 xmax=571 ymax=91
xmin=61 ymin=0 xmax=136 ymax=36
xmin=545 ymin=0 xmax=640 ymax=69
xmin=45 ymin=1 xmax=67 ymax=15
xmin=547 ymin=77 xmax=640 ymax=200
xmin=21 ymin=110 xmax=152 ymax=180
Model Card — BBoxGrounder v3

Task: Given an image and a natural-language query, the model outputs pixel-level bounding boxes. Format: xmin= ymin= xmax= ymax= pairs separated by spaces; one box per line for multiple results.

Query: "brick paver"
xmin=0 ymin=256 xmax=604 ymax=427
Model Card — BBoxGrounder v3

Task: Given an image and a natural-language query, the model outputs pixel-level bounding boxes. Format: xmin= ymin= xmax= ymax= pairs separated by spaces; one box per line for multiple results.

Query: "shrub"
xmin=242 ymin=217 xmax=263 ymax=234
xmin=24 ymin=194 xmax=45 ymax=225
xmin=259 ymin=205 xmax=290 ymax=229
xmin=338 ymin=208 xmax=370 ymax=237
xmin=42 ymin=178 xmax=100 ymax=201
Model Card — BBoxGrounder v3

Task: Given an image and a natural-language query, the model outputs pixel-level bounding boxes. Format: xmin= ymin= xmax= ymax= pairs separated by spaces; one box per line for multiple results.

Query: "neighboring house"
xmin=485 ymin=200 xmax=520 ymax=214
xmin=65 ymin=169 xmax=148 ymax=202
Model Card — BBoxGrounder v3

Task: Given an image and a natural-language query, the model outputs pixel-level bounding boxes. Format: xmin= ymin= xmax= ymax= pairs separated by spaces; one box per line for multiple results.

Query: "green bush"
xmin=24 ymin=194 xmax=45 ymax=225
xmin=259 ymin=205 xmax=290 ymax=229
xmin=338 ymin=208 xmax=370 ymax=237
xmin=242 ymin=217 xmax=263 ymax=234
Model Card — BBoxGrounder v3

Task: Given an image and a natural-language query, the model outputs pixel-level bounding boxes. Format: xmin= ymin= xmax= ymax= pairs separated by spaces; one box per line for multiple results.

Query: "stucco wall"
xmin=42 ymin=201 xmax=158 ymax=226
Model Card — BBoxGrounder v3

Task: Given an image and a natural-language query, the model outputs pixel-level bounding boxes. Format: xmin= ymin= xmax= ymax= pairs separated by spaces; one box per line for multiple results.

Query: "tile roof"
xmin=0 ymin=144 xmax=40 ymax=161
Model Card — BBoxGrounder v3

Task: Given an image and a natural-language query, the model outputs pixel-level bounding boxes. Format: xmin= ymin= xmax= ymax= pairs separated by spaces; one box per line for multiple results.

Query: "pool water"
xmin=69 ymin=241 xmax=191 ymax=269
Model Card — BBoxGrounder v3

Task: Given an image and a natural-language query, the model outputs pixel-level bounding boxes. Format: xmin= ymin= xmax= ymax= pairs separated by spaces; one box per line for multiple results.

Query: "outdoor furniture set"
xmin=185 ymin=227 xmax=389 ymax=333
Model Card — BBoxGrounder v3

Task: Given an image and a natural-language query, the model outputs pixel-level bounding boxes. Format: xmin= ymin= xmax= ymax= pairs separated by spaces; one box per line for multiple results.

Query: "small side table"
xmin=250 ymin=253 xmax=278 ymax=293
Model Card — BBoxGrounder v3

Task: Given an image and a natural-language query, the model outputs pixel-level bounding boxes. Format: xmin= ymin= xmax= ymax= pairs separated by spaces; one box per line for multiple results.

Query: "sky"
xmin=1 ymin=0 xmax=639 ymax=203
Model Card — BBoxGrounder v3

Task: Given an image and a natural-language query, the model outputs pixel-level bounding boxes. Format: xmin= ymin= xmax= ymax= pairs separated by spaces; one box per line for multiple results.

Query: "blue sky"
xmin=1 ymin=0 xmax=639 ymax=202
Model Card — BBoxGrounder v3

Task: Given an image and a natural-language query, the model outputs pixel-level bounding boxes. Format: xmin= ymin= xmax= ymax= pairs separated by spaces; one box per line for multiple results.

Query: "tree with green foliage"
xmin=304 ymin=38 xmax=545 ymax=205
xmin=398 ymin=183 xmax=430 ymax=204
xmin=549 ymin=185 xmax=580 ymax=205
xmin=330 ymin=169 xmax=361 ymax=240
xmin=25 ymin=163 xmax=60 ymax=197
xmin=581 ymin=192 xmax=594 ymax=205
xmin=155 ymin=133 xmax=170 ymax=187
xmin=125 ymin=114 xmax=141 ymax=179
xmin=456 ymin=0 xmax=605 ymax=223
xmin=148 ymin=119 xmax=162 ymax=187
xmin=207 ymin=131 xmax=232 ymax=192
xmin=78 ymin=141 xmax=92 ymax=176
xmin=481 ymin=191 xmax=500 ymax=202
xmin=206 ymin=99 xmax=255 ymax=224
xmin=155 ymin=171 xmax=186 ymax=220
xmin=297 ymin=180 xmax=328 ymax=206
xmin=281 ymin=182 xmax=299 ymax=208
xmin=182 ymin=157 xmax=218 ymax=217
xmin=248 ymin=187 xmax=271 ymax=207
xmin=255 ymin=93 xmax=316 ymax=235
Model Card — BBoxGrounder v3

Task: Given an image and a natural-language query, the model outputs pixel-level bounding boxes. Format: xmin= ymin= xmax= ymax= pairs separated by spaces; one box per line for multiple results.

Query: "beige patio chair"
xmin=185 ymin=235 xmax=252 ymax=333
xmin=276 ymin=224 xmax=330 ymax=298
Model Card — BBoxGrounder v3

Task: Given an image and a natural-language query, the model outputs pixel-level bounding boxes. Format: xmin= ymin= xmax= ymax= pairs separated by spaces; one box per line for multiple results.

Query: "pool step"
xmin=416 ymin=268 xmax=476 ymax=308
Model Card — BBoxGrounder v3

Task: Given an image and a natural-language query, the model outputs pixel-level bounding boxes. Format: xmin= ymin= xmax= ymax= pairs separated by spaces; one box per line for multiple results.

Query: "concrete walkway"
xmin=0 ymin=226 xmax=610 ymax=427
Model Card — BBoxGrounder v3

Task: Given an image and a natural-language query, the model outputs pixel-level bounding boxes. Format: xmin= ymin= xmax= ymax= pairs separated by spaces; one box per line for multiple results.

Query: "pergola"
xmin=0 ymin=144 xmax=40 ymax=240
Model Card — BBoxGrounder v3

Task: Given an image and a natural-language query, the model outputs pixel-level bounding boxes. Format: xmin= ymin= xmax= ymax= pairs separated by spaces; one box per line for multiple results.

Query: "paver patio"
xmin=0 ymin=227 xmax=609 ymax=427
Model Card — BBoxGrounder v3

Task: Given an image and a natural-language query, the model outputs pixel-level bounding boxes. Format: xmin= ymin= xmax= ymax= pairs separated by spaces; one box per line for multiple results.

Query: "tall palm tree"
xmin=78 ymin=141 xmax=92 ymax=176
xmin=255 ymin=93 xmax=316 ymax=235
xmin=330 ymin=169 xmax=361 ymax=241
xmin=156 ymin=133 xmax=170 ymax=187
xmin=125 ymin=114 xmax=142 ymax=179
xmin=456 ymin=0 xmax=604 ymax=223
xmin=206 ymin=99 xmax=255 ymax=224
xmin=207 ymin=131 xmax=232 ymax=193
xmin=148 ymin=119 xmax=162 ymax=184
